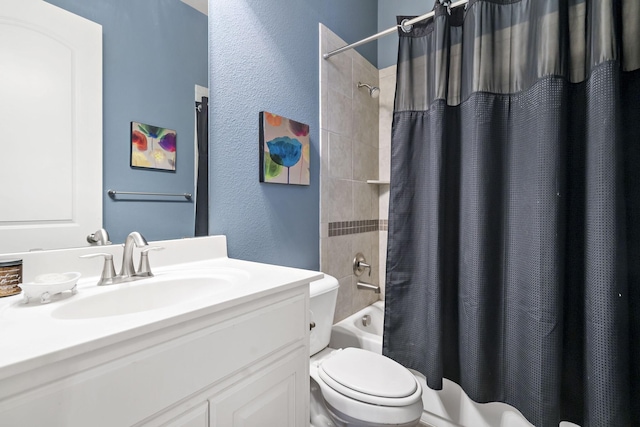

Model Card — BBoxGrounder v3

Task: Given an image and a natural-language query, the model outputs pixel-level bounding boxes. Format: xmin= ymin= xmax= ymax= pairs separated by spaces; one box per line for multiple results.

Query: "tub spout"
xmin=357 ymin=280 xmax=380 ymax=294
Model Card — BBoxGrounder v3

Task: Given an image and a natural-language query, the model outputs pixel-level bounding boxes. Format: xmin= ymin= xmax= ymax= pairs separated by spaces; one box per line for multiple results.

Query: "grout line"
xmin=328 ymin=219 xmax=388 ymax=237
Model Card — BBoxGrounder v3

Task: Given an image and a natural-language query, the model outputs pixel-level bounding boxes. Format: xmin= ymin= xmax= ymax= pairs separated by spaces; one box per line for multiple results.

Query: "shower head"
xmin=358 ymin=82 xmax=380 ymax=99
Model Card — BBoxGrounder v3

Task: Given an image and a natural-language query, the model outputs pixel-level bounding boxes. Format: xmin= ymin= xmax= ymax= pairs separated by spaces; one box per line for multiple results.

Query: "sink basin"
xmin=51 ymin=270 xmax=246 ymax=319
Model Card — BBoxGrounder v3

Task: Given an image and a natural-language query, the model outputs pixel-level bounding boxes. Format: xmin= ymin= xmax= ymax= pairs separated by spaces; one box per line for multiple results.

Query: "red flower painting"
xmin=130 ymin=121 xmax=177 ymax=171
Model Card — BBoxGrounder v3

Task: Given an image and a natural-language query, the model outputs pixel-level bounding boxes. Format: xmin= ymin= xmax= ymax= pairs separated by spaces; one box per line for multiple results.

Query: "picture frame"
xmin=130 ymin=121 xmax=177 ymax=171
xmin=259 ymin=111 xmax=310 ymax=185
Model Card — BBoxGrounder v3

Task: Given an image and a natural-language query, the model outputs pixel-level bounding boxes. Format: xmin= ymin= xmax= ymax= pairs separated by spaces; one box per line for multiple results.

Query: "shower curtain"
xmin=383 ymin=1 xmax=640 ymax=426
xmin=195 ymin=96 xmax=209 ymax=237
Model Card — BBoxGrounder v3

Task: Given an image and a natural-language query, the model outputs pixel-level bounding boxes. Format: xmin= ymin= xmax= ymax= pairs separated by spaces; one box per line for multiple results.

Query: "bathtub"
xmin=330 ymin=301 xmax=578 ymax=427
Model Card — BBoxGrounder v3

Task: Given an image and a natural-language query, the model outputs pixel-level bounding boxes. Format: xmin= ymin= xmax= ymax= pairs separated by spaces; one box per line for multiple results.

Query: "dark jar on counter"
xmin=0 ymin=259 xmax=22 ymax=297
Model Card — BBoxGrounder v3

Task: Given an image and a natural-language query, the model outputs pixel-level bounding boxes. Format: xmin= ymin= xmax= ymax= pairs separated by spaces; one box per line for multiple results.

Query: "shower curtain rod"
xmin=323 ymin=0 xmax=469 ymax=60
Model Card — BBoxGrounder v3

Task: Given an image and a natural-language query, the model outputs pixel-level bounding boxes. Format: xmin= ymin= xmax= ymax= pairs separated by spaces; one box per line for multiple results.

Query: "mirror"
xmin=0 ymin=0 xmax=208 ymax=253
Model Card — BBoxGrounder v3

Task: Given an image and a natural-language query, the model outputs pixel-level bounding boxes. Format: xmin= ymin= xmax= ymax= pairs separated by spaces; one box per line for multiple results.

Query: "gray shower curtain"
xmin=383 ymin=1 xmax=640 ymax=426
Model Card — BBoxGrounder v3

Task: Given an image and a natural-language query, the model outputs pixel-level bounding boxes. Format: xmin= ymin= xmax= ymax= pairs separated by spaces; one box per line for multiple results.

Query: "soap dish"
xmin=21 ymin=272 xmax=81 ymax=304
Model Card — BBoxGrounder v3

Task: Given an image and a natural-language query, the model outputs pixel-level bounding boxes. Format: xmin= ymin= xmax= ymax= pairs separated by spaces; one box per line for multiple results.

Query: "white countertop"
xmin=0 ymin=236 xmax=322 ymax=383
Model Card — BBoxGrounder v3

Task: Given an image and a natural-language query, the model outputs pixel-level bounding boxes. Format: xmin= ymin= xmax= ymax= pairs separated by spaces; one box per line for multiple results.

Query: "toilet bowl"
xmin=309 ymin=275 xmax=423 ymax=427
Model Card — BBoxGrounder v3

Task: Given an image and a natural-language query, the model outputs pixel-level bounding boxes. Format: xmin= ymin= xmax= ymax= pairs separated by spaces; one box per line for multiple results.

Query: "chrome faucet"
xmin=119 ymin=231 xmax=148 ymax=278
xmin=80 ymin=232 xmax=164 ymax=286
xmin=352 ymin=252 xmax=380 ymax=293
xmin=357 ymin=280 xmax=381 ymax=294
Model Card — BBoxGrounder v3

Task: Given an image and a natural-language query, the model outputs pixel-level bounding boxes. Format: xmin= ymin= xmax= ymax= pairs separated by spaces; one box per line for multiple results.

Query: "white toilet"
xmin=309 ymin=275 xmax=423 ymax=427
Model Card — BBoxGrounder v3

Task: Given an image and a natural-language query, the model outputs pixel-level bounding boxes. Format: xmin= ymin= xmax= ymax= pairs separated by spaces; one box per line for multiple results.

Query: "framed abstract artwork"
xmin=259 ymin=111 xmax=310 ymax=185
xmin=130 ymin=121 xmax=177 ymax=171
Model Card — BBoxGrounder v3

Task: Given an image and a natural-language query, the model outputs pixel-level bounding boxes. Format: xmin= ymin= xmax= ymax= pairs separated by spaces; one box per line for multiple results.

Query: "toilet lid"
xmin=318 ymin=348 xmax=417 ymax=399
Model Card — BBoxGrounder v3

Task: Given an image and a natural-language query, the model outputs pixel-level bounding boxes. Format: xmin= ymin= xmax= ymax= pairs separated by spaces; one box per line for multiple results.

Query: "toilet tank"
xmin=309 ymin=274 xmax=339 ymax=356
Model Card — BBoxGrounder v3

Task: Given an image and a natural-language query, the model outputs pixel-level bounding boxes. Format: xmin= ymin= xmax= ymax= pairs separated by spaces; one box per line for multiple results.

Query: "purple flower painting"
xmin=130 ymin=121 xmax=176 ymax=171
xmin=259 ymin=112 xmax=310 ymax=185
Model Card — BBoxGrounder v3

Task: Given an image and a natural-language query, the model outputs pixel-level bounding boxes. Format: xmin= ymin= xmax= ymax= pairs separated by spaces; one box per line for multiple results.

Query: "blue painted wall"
xmin=377 ymin=0 xmax=434 ymax=69
xmin=45 ymin=0 xmax=208 ymax=244
xmin=209 ymin=1 xmax=378 ymax=270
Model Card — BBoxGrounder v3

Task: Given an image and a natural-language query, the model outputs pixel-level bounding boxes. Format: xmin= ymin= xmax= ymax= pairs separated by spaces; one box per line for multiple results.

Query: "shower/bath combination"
xmin=357 ymin=82 xmax=380 ymax=98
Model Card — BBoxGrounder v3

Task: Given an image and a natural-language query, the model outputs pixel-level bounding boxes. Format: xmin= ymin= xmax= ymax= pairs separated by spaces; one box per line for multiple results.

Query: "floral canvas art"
xmin=130 ymin=121 xmax=177 ymax=171
xmin=259 ymin=112 xmax=310 ymax=185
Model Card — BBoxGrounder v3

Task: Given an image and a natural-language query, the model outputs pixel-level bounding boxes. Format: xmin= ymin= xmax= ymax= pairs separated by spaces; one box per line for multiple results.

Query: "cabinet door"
xmin=137 ymin=401 xmax=208 ymax=427
xmin=209 ymin=347 xmax=308 ymax=427
xmin=160 ymin=402 xmax=208 ymax=427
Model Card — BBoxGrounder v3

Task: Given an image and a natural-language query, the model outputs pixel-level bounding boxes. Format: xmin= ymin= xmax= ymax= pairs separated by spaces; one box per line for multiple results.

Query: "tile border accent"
xmin=328 ymin=219 xmax=387 ymax=237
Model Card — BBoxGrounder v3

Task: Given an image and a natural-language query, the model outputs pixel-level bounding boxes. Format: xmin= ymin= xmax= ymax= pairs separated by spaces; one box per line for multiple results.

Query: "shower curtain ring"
xmin=438 ymin=0 xmax=452 ymax=14
xmin=400 ymin=19 xmax=413 ymax=33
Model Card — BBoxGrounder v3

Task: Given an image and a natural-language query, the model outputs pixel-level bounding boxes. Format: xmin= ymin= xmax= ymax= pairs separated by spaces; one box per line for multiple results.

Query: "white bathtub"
xmin=330 ymin=300 xmax=385 ymax=353
xmin=330 ymin=302 xmax=578 ymax=427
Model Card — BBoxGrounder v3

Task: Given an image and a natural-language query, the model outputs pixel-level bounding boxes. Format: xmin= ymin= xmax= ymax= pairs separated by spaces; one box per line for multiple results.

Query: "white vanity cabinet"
xmin=154 ymin=402 xmax=209 ymax=427
xmin=207 ymin=346 xmax=307 ymax=426
xmin=0 ymin=285 xmax=310 ymax=427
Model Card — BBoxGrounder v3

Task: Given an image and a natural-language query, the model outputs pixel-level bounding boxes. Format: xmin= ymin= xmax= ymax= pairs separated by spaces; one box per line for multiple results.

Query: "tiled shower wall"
xmin=320 ymin=25 xmax=380 ymax=323
xmin=377 ymin=64 xmax=396 ymax=299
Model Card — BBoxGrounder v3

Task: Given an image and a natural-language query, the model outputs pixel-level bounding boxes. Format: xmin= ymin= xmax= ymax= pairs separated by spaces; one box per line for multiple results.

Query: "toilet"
xmin=309 ymin=275 xmax=423 ymax=427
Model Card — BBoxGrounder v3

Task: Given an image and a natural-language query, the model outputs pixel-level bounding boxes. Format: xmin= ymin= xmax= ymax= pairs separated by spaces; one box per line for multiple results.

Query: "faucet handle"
xmin=137 ymin=246 xmax=164 ymax=277
xmin=353 ymin=252 xmax=372 ymax=277
xmin=80 ymin=253 xmax=116 ymax=286
xmin=358 ymin=261 xmax=372 ymax=276
xmin=86 ymin=228 xmax=111 ymax=246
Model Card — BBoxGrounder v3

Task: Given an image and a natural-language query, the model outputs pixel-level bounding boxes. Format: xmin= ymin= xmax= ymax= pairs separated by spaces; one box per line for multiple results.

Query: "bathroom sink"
xmin=51 ymin=271 xmax=245 ymax=319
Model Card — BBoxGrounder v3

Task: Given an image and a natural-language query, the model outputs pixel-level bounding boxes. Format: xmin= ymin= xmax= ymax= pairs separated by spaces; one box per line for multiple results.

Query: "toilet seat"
xmin=312 ymin=348 xmax=423 ymax=425
xmin=318 ymin=348 xmax=422 ymax=407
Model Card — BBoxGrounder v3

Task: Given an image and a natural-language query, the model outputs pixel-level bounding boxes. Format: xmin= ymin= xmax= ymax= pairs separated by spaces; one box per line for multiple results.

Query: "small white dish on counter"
xmin=21 ymin=272 xmax=81 ymax=304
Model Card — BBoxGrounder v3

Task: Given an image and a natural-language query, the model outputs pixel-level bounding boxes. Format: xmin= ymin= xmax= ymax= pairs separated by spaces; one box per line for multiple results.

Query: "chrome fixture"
xmin=357 ymin=280 xmax=381 ymax=294
xmin=357 ymin=82 xmax=380 ymax=98
xmin=120 ymin=231 xmax=148 ymax=278
xmin=136 ymin=246 xmax=164 ymax=277
xmin=353 ymin=252 xmax=372 ymax=277
xmin=353 ymin=253 xmax=380 ymax=293
xmin=108 ymin=189 xmax=192 ymax=200
xmin=362 ymin=314 xmax=372 ymax=327
xmin=80 ymin=232 xmax=163 ymax=286
xmin=87 ymin=228 xmax=111 ymax=245
xmin=80 ymin=252 xmax=117 ymax=286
